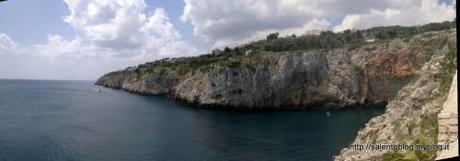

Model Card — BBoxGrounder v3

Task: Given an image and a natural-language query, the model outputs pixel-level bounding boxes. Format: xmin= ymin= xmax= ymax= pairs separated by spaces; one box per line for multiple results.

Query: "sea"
xmin=0 ymin=79 xmax=384 ymax=161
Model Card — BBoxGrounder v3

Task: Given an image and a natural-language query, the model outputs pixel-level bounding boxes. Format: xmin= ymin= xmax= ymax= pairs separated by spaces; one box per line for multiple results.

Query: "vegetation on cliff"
xmin=96 ymin=21 xmax=457 ymax=160
xmin=121 ymin=21 xmax=455 ymax=78
xmin=334 ymin=27 xmax=456 ymax=160
xmin=97 ymin=21 xmax=456 ymax=110
xmin=248 ymin=21 xmax=455 ymax=52
xmin=436 ymin=41 xmax=458 ymax=95
xmin=381 ymin=37 xmax=457 ymax=161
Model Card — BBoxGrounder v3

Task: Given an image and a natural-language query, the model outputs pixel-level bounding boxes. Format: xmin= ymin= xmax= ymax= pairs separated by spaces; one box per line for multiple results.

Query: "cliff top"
xmin=105 ymin=21 xmax=456 ymax=76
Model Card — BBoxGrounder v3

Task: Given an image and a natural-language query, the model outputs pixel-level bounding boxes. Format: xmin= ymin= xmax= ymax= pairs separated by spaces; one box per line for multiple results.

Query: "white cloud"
xmin=62 ymin=0 xmax=198 ymax=56
xmin=334 ymin=0 xmax=457 ymax=31
xmin=181 ymin=0 xmax=328 ymax=47
xmin=0 ymin=0 xmax=201 ymax=80
xmin=182 ymin=0 xmax=456 ymax=47
xmin=0 ymin=33 xmax=17 ymax=53
xmin=0 ymin=32 xmax=162 ymax=80
xmin=137 ymin=8 xmax=200 ymax=59
xmin=0 ymin=32 xmax=132 ymax=80
xmin=63 ymin=0 xmax=147 ymax=49
xmin=33 ymin=35 xmax=101 ymax=59
xmin=1 ymin=0 xmax=457 ymax=80
xmin=212 ymin=19 xmax=331 ymax=48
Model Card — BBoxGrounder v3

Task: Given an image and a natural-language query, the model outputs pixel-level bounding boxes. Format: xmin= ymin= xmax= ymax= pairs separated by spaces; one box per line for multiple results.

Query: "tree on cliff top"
xmin=266 ymin=32 xmax=279 ymax=41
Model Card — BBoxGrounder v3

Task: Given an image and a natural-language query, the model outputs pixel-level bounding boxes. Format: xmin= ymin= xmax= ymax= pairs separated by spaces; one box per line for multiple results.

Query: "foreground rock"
xmin=335 ymin=30 xmax=456 ymax=160
xmin=96 ymin=29 xmax=455 ymax=110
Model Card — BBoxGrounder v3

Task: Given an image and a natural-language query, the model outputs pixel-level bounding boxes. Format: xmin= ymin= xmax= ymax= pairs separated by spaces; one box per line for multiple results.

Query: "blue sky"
xmin=0 ymin=0 xmax=454 ymax=44
xmin=0 ymin=0 xmax=74 ymax=44
xmin=0 ymin=0 xmax=456 ymax=80
xmin=0 ymin=0 xmax=210 ymax=49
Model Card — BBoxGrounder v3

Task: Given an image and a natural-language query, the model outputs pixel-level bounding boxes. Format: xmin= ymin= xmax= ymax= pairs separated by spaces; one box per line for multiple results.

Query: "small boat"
xmin=92 ymin=88 xmax=102 ymax=93
xmin=326 ymin=112 xmax=331 ymax=117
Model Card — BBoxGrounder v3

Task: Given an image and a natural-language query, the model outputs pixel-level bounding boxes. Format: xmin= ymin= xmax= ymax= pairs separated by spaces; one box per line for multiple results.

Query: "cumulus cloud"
xmin=334 ymin=0 xmax=457 ymax=31
xmin=0 ymin=33 xmax=17 ymax=53
xmin=61 ymin=0 xmax=198 ymax=57
xmin=182 ymin=0 xmax=456 ymax=47
xmin=33 ymin=35 xmax=100 ymax=59
xmin=0 ymin=0 xmax=201 ymax=80
xmin=64 ymin=0 xmax=148 ymax=49
xmin=181 ymin=0 xmax=330 ymax=47
xmin=1 ymin=0 xmax=457 ymax=80
xmin=213 ymin=19 xmax=331 ymax=48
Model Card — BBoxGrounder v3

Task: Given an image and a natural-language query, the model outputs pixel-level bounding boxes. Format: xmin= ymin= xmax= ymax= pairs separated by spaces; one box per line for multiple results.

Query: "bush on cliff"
xmin=436 ymin=41 xmax=457 ymax=95
xmin=130 ymin=21 xmax=455 ymax=77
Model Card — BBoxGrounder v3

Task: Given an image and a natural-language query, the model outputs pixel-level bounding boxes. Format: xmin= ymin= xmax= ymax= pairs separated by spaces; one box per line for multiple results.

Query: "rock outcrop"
xmin=334 ymin=30 xmax=456 ymax=160
xmin=96 ymin=29 xmax=455 ymax=111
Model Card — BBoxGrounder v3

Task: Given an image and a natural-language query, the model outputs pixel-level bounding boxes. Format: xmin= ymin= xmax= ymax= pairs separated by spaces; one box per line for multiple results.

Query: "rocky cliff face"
xmin=96 ymin=29 xmax=455 ymax=110
xmin=334 ymin=29 xmax=456 ymax=160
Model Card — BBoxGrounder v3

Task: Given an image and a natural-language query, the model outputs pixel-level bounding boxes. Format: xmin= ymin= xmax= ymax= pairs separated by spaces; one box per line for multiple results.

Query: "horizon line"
xmin=0 ymin=77 xmax=95 ymax=82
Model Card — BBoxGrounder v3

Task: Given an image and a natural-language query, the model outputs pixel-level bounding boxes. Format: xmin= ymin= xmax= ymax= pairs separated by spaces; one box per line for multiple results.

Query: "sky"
xmin=0 ymin=0 xmax=456 ymax=80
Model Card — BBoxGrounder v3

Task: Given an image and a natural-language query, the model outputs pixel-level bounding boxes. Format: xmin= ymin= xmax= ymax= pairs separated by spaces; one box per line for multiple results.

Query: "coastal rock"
xmin=96 ymin=29 xmax=455 ymax=110
xmin=334 ymin=29 xmax=456 ymax=160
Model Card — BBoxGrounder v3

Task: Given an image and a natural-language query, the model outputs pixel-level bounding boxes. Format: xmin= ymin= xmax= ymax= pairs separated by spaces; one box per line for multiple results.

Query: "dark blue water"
xmin=0 ymin=80 xmax=384 ymax=161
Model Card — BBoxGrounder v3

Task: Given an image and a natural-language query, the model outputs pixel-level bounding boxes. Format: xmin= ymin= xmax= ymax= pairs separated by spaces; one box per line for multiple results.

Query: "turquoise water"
xmin=0 ymin=79 xmax=384 ymax=161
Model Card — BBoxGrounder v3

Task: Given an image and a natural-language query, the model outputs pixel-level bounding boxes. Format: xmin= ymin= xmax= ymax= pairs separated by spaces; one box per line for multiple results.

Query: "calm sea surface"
xmin=0 ymin=79 xmax=384 ymax=161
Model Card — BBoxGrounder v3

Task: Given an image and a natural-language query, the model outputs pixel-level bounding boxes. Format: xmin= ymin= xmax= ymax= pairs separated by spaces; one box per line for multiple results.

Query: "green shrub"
xmin=436 ymin=41 xmax=457 ymax=95
xmin=126 ymin=21 xmax=455 ymax=77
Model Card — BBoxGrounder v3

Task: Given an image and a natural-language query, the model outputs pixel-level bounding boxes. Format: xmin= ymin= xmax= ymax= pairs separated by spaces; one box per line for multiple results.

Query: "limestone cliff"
xmin=96 ymin=28 xmax=455 ymax=111
xmin=334 ymin=30 xmax=456 ymax=160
